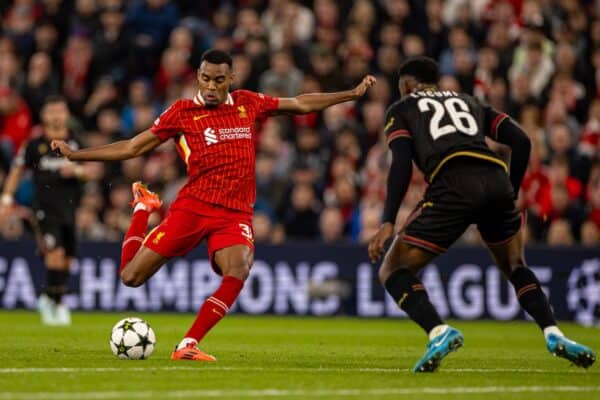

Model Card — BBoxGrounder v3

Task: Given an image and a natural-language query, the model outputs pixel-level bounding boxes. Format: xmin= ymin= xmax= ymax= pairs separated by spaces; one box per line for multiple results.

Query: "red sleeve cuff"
xmin=386 ymin=129 xmax=412 ymax=145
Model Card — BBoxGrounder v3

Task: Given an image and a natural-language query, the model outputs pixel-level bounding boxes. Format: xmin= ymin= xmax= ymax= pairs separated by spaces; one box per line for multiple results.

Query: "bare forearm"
xmin=2 ymin=166 xmax=24 ymax=197
xmin=67 ymin=131 xmax=161 ymax=162
xmin=295 ymin=90 xmax=359 ymax=113
xmin=69 ymin=140 xmax=135 ymax=161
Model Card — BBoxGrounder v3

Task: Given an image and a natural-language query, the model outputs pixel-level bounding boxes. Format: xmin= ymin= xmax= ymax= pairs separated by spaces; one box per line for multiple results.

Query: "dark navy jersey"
xmin=383 ymin=89 xmax=509 ymax=182
xmin=14 ymin=135 xmax=82 ymax=217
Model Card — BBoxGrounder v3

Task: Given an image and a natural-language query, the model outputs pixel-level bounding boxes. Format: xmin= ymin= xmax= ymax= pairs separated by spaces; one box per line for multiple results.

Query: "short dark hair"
xmin=43 ymin=95 xmax=67 ymax=107
xmin=200 ymin=49 xmax=233 ymax=68
xmin=398 ymin=56 xmax=440 ymax=84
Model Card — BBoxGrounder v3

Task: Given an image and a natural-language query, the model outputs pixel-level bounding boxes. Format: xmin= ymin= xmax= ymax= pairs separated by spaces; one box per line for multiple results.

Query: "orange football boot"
xmin=171 ymin=343 xmax=217 ymax=362
xmin=131 ymin=181 xmax=163 ymax=211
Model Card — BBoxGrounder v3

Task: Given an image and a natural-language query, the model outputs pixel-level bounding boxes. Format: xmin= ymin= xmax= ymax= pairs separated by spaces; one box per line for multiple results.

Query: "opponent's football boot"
xmin=413 ymin=326 xmax=464 ymax=372
xmin=546 ymin=333 xmax=596 ymax=369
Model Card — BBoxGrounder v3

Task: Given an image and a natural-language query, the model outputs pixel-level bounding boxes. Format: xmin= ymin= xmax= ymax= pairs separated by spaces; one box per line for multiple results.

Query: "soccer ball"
xmin=109 ymin=317 xmax=156 ymax=360
xmin=567 ymin=258 xmax=600 ymax=327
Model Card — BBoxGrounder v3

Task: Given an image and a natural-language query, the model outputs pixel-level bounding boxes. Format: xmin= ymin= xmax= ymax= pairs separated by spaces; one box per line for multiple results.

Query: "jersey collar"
xmin=193 ymin=92 xmax=234 ymax=106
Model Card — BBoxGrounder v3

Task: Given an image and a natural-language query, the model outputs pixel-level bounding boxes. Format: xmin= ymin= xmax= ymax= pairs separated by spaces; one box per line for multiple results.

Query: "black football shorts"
xmin=402 ymin=157 xmax=522 ymax=254
xmin=36 ymin=209 xmax=77 ymax=256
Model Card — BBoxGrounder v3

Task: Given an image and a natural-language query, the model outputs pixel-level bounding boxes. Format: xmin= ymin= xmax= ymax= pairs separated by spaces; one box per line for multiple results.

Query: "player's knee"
xmin=45 ymin=248 xmax=66 ymax=268
xmin=222 ymin=260 xmax=251 ymax=280
xmin=120 ymin=268 xmax=144 ymax=287
xmin=378 ymin=257 xmax=397 ymax=285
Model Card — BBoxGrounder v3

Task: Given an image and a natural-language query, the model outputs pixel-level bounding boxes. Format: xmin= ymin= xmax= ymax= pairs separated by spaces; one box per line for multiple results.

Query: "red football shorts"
xmin=143 ymin=200 xmax=254 ymax=274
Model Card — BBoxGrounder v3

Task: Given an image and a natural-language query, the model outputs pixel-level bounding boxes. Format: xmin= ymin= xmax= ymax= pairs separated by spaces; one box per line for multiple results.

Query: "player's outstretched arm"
xmin=51 ymin=130 xmax=162 ymax=162
xmin=277 ymin=75 xmax=376 ymax=114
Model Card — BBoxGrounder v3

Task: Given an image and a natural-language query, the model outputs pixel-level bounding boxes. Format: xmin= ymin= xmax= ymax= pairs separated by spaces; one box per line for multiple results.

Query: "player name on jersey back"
xmin=409 ymin=90 xmax=459 ymax=98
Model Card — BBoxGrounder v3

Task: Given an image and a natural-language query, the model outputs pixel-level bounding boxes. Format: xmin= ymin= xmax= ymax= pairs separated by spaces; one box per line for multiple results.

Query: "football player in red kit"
xmin=52 ymin=49 xmax=375 ymax=361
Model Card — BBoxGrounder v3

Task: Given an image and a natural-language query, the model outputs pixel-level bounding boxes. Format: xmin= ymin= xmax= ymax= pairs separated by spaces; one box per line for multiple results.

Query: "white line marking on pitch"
xmin=0 ymin=366 xmax=595 ymax=374
xmin=0 ymin=386 xmax=599 ymax=399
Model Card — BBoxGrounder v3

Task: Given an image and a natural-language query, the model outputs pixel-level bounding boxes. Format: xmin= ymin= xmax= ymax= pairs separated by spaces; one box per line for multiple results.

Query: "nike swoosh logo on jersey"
xmin=193 ymin=114 xmax=209 ymax=121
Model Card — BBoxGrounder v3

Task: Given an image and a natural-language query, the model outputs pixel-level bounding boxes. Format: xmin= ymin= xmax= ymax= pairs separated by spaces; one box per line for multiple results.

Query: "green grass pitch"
xmin=0 ymin=311 xmax=598 ymax=400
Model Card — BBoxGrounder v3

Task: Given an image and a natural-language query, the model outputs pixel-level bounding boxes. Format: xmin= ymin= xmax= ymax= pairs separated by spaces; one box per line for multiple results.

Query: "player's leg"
xmin=172 ymin=215 xmax=253 ymax=361
xmin=486 ymin=232 xmax=596 ymax=368
xmin=119 ymin=182 xmax=163 ymax=274
xmin=479 ymin=167 xmax=595 ymax=368
xmin=119 ymin=246 xmax=168 ymax=287
xmin=381 ymin=196 xmax=471 ymax=372
xmin=381 ymin=237 xmax=464 ymax=372
xmin=379 ymin=239 xmax=443 ymax=335
xmin=36 ymin=215 xmax=70 ymax=325
xmin=39 ymin=246 xmax=70 ymax=325
xmin=51 ymin=222 xmax=78 ymax=325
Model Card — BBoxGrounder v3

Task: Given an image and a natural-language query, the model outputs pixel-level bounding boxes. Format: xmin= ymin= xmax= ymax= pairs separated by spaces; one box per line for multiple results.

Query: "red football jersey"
xmin=151 ymin=90 xmax=279 ymax=213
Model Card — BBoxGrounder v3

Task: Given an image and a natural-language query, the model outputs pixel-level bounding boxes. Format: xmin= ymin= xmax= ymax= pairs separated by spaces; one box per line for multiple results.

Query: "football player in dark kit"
xmin=368 ymin=57 xmax=595 ymax=372
xmin=1 ymin=96 xmax=91 ymax=325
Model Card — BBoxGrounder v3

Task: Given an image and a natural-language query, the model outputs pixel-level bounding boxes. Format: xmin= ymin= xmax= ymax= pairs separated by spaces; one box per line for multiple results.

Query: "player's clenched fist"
xmin=50 ymin=140 xmax=74 ymax=159
xmin=352 ymin=75 xmax=377 ymax=98
xmin=368 ymin=222 xmax=394 ymax=263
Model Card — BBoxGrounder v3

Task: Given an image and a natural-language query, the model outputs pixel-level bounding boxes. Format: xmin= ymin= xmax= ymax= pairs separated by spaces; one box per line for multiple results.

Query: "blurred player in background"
xmin=52 ymin=49 xmax=375 ymax=360
xmin=1 ymin=96 xmax=93 ymax=326
xmin=369 ymin=57 xmax=596 ymax=372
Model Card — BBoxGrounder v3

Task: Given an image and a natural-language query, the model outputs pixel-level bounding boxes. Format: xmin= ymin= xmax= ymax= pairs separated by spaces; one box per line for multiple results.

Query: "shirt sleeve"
xmin=151 ymin=100 xmax=181 ymax=142
xmin=383 ymin=105 xmax=412 ymax=147
xmin=482 ymin=103 xmax=509 ymax=141
xmin=250 ymin=91 xmax=279 ymax=117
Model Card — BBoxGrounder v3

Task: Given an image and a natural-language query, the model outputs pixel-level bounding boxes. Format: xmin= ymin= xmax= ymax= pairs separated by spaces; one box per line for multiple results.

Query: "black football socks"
xmin=46 ymin=269 xmax=69 ymax=304
xmin=384 ymin=268 xmax=444 ymax=333
xmin=509 ymin=266 xmax=557 ymax=329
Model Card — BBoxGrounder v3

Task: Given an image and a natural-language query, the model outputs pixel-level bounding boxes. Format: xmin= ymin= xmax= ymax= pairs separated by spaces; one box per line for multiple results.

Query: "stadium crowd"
xmin=0 ymin=0 xmax=599 ymax=247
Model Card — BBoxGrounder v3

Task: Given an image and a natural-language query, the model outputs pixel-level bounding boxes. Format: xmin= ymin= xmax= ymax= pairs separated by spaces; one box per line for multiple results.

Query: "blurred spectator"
xmin=508 ymin=41 xmax=553 ymax=100
xmin=126 ymin=0 xmax=180 ymax=76
xmin=33 ymin=22 xmax=61 ymax=67
xmin=0 ymin=1 xmax=598 ymax=247
xmin=424 ymin=0 xmax=448 ymax=60
xmin=256 ymin=151 xmax=287 ymax=217
xmin=580 ymin=220 xmax=599 ymax=247
xmin=319 ymin=206 xmax=345 ymax=243
xmin=69 ymin=0 xmax=100 ymax=38
xmin=22 ymin=52 xmax=60 ymax=122
xmin=153 ymin=47 xmax=193 ymax=100
xmin=261 ymin=0 xmax=314 ymax=51
xmin=259 ymin=50 xmax=303 ymax=97
xmin=90 ymin=3 xmax=130 ymax=84
xmin=281 ymin=182 xmax=320 ymax=240
xmin=2 ymin=0 xmax=43 ymax=57
xmin=120 ymin=78 xmax=160 ymax=136
xmin=62 ymin=34 xmax=93 ymax=105
xmin=0 ymin=86 xmax=33 ymax=157
xmin=546 ymin=219 xmax=575 ymax=246
xmin=313 ymin=0 xmax=340 ymax=50
xmin=253 ymin=211 xmax=274 ymax=244
xmin=0 ymin=50 xmax=23 ymax=89
xmin=82 ymin=76 xmax=119 ymax=128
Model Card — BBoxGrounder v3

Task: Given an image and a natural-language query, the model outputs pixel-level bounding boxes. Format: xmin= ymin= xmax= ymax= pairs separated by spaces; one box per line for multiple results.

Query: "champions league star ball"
xmin=110 ymin=317 xmax=156 ymax=360
xmin=567 ymin=259 xmax=600 ymax=327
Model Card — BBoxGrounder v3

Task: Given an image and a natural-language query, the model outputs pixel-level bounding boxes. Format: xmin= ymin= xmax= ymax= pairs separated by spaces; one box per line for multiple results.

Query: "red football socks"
xmin=185 ymin=275 xmax=244 ymax=342
xmin=120 ymin=209 xmax=149 ymax=272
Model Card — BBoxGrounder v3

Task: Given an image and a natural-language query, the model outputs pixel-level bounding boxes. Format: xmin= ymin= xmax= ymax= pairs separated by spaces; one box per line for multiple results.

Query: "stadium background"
xmin=0 ymin=0 xmax=599 ymax=247
xmin=0 ymin=2 xmax=599 ymax=399
xmin=0 ymin=0 xmax=599 ymax=323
